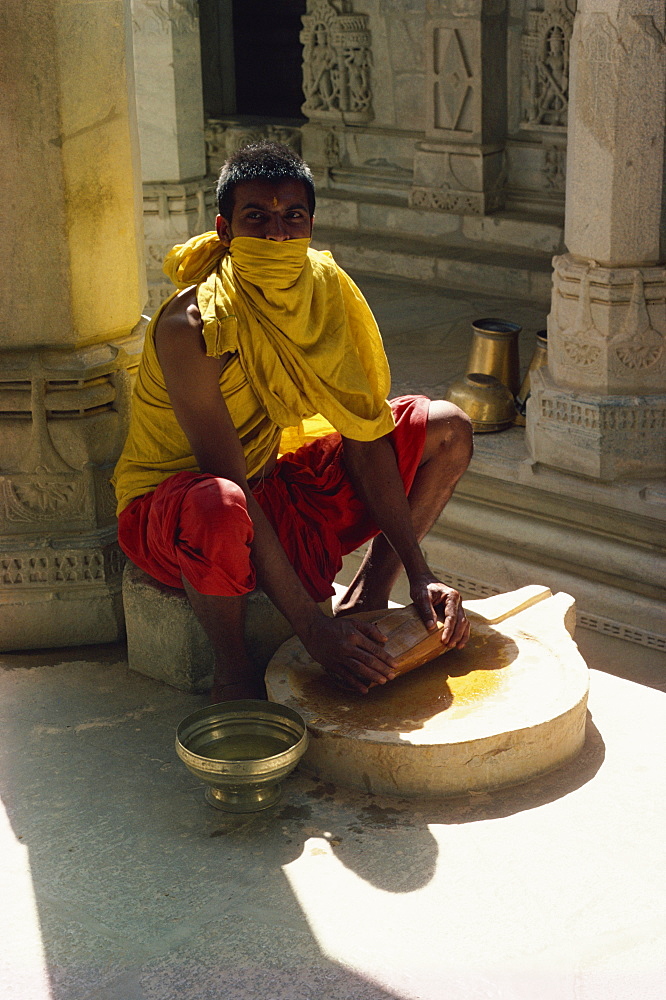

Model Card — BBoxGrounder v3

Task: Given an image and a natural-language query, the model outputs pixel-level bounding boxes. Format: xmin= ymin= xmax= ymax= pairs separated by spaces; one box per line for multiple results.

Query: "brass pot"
xmin=176 ymin=699 xmax=308 ymax=812
xmin=467 ymin=318 xmax=522 ymax=395
xmin=514 ymin=329 xmax=548 ymax=426
xmin=446 ymin=373 xmax=517 ymax=432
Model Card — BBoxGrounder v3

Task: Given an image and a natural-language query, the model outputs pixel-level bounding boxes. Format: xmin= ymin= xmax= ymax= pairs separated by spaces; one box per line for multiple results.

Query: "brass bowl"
xmin=176 ymin=699 xmax=308 ymax=812
xmin=446 ymin=372 xmax=517 ymax=432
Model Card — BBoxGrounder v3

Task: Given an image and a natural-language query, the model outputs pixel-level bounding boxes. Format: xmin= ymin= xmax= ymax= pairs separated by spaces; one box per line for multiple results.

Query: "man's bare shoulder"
xmin=156 ymin=286 xmax=201 ymax=341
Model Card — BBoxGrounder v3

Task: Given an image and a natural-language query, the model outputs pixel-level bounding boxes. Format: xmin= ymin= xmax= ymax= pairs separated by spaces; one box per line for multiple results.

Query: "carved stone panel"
xmin=432 ymin=26 xmax=474 ymax=133
xmin=301 ymin=0 xmax=373 ymax=125
xmin=142 ymin=178 xmax=217 ymax=314
xmin=205 ymin=119 xmax=303 ymax=176
xmin=521 ymin=0 xmax=575 ymax=132
xmin=131 ymin=0 xmax=199 ymax=35
xmin=0 ymin=542 xmax=124 ymax=591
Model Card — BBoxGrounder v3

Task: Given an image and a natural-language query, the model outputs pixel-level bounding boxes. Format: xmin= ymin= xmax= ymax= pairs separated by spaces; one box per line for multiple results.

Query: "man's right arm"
xmin=154 ymin=291 xmax=396 ymax=694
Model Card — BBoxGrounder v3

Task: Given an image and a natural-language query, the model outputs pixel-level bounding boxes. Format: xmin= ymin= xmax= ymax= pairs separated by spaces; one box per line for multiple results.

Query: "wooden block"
xmin=348 ymin=605 xmax=448 ymax=682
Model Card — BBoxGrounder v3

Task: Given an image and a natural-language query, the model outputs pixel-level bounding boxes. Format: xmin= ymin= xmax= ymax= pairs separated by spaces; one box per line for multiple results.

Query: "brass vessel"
xmin=176 ymin=699 xmax=308 ymax=812
xmin=467 ymin=318 xmax=522 ymax=395
xmin=446 ymin=373 xmax=516 ymax=432
xmin=514 ymin=330 xmax=548 ymax=426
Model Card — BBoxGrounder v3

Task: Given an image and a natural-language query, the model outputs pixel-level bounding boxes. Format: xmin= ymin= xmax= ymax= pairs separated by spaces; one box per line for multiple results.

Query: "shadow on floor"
xmin=0 ymin=645 xmax=604 ymax=1000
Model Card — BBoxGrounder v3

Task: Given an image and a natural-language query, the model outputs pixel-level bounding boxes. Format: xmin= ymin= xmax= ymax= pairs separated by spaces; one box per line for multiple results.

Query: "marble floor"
xmin=1 ymin=275 xmax=664 ymax=1000
xmin=353 ymin=272 xmax=549 ymax=402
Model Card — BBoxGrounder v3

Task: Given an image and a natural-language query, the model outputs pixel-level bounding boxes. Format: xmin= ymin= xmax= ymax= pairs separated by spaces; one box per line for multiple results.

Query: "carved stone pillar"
xmin=1 ymin=0 xmax=147 ymax=649
xmin=410 ymin=0 xmax=508 ymax=216
xmin=527 ymin=0 xmax=666 ymax=479
xmin=131 ymin=0 xmax=214 ymax=311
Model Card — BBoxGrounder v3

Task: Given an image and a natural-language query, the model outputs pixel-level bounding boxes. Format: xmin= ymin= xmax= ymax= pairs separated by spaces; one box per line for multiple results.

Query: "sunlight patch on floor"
xmin=0 ymin=799 xmax=52 ymax=999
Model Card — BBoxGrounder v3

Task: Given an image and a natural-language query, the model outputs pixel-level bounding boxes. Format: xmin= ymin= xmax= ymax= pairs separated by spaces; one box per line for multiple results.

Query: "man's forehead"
xmin=233 ymin=178 xmax=309 ymax=211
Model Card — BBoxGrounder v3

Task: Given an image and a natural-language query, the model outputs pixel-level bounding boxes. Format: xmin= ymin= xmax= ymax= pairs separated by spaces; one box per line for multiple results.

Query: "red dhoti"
xmin=117 ymin=395 xmax=430 ymax=603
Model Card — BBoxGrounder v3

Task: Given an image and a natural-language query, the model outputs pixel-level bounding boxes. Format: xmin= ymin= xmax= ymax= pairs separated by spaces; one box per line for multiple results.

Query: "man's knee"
xmin=180 ymin=476 xmax=253 ymax=545
xmin=424 ymin=399 xmax=473 ymax=472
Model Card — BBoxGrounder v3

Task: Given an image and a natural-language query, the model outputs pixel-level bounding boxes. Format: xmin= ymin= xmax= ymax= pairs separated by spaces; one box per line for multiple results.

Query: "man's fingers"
xmin=349 ymin=624 xmax=395 ymax=672
xmin=351 ymin=646 xmax=396 ymax=680
xmin=414 ymin=593 xmax=438 ymax=630
xmin=328 ymin=669 xmax=369 ymax=694
xmin=446 ymin=611 xmax=469 ymax=649
xmin=439 ymin=591 xmax=461 ymax=643
xmin=327 ymin=657 xmax=389 ymax=692
xmin=352 ymin=620 xmax=387 ymax=644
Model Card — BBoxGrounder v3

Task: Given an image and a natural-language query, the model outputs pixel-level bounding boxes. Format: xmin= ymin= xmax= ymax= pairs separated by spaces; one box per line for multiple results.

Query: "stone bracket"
xmin=548 ymin=254 xmax=666 ymax=395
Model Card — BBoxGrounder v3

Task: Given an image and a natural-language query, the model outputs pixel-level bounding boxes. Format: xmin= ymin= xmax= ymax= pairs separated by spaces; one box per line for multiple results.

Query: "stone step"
xmin=311 ymin=224 xmax=555 ymax=304
xmin=314 ymin=191 xmax=565 ymax=254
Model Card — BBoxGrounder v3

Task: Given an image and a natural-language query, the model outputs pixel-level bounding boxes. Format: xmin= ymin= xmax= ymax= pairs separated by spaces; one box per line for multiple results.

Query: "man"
xmin=114 ymin=142 xmax=473 ymax=701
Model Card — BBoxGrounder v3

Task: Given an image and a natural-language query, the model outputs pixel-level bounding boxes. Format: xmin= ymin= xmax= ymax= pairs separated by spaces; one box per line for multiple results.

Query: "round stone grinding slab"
xmin=265 ymin=588 xmax=590 ymax=798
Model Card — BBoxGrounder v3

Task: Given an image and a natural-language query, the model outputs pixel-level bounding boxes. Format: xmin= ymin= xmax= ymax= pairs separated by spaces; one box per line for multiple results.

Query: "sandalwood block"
xmin=350 ymin=604 xmax=448 ymax=681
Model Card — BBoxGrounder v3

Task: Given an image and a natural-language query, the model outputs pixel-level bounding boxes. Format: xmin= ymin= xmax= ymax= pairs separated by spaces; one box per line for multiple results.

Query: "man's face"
xmin=216 ymin=179 xmax=314 ymax=246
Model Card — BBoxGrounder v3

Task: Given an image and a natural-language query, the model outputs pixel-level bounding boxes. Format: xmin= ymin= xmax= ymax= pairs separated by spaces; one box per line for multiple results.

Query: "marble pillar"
xmin=410 ymin=0 xmax=508 ymax=216
xmin=131 ymin=0 xmax=215 ymax=311
xmin=1 ymin=0 xmax=147 ymax=649
xmin=528 ymin=0 xmax=666 ymax=480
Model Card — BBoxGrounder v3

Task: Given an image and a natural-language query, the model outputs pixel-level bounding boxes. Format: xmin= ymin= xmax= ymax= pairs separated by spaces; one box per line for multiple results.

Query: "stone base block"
xmin=122 ymin=561 xmax=331 ymax=693
xmin=411 ymin=141 xmax=505 ymax=216
xmin=0 ymin=587 xmax=125 ymax=651
xmin=527 ymin=368 xmax=666 ymax=480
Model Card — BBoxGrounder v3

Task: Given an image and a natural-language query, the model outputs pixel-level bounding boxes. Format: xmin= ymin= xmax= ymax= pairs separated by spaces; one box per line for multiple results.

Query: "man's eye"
xmin=246 ymin=212 xmax=264 ymax=220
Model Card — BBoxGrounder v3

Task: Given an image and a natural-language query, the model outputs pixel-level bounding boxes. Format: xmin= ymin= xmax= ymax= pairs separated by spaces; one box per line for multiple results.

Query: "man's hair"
xmin=216 ymin=141 xmax=316 ymax=221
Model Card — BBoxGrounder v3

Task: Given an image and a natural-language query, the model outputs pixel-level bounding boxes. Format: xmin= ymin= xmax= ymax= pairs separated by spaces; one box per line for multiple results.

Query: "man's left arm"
xmin=342 ymin=434 xmax=469 ymax=650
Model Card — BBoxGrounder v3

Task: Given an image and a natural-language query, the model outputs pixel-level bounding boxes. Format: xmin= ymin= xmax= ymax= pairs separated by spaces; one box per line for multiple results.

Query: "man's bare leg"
xmin=181 ymin=578 xmax=265 ymax=701
xmin=335 ymin=401 xmax=473 ymax=616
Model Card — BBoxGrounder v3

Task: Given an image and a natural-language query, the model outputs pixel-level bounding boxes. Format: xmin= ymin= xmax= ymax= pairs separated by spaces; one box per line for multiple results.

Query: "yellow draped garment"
xmin=113 ymin=233 xmax=394 ymax=514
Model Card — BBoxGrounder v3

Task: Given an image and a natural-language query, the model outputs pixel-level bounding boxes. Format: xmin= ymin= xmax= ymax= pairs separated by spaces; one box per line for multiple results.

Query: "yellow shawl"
xmin=113 ymin=233 xmax=393 ymax=513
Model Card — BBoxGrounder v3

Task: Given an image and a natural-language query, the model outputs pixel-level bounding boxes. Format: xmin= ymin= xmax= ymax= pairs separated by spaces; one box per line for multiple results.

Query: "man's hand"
xmin=409 ymin=573 xmax=470 ymax=651
xmin=302 ymin=616 xmax=396 ymax=694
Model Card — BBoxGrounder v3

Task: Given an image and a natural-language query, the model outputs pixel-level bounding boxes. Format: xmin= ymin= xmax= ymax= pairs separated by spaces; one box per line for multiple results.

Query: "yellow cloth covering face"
xmin=113 ymin=233 xmax=394 ymax=514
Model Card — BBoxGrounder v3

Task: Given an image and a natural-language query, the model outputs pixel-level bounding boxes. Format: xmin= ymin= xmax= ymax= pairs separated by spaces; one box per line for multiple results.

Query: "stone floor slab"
xmin=1 ymin=632 xmax=664 ymax=1000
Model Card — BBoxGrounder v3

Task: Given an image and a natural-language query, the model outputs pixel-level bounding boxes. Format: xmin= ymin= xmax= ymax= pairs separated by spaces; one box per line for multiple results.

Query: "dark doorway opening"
xmin=232 ymin=0 xmax=306 ymax=119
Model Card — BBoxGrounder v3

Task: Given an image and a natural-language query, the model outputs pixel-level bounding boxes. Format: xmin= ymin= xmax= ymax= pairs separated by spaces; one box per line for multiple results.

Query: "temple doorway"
xmin=199 ymin=0 xmax=306 ymax=121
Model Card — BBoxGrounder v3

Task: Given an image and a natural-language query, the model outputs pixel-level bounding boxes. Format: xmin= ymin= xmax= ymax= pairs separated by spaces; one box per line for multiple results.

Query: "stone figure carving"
xmin=521 ymin=0 xmax=575 ymax=130
xmin=543 ymin=143 xmax=566 ymax=191
xmin=301 ymin=1 xmax=373 ymax=124
xmin=325 ymin=129 xmax=342 ymax=167
xmin=344 ymin=44 xmax=371 ymax=111
xmin=308 ymin=28 xmax=338 ymax=110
